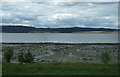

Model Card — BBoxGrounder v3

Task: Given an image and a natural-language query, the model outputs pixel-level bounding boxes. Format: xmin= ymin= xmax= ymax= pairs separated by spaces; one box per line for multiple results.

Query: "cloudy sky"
xmin=0 ymin=1 xmax=118 ymax=28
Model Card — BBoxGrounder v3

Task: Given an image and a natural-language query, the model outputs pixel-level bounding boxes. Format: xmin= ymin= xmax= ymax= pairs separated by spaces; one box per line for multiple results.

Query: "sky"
xmin=0 ymin=1 xmax=119 ymax=28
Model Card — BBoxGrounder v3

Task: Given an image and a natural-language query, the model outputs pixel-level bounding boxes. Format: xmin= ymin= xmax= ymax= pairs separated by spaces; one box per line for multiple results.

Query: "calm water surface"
xmin=2 ymin=33 xmax=118 ymax=43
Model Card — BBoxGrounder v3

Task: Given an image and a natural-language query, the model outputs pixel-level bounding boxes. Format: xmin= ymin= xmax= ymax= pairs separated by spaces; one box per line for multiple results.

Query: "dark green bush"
xmin=101 ymin=51 xmax=111 ymax=64
xmin=24 ymin=52 xmax=34 ymax=63
xmin=3 ymin=47 xmax=14 ymax=62
xmin=18 ymin=52 xmax=25 ymax=63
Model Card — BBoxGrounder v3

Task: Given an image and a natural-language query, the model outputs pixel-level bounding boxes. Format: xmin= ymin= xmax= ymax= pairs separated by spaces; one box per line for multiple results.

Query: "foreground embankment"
xmin=2 ymin=62 xmax=119 ymax=75
xmin=2 ymin=43 xmax=119 ymax=63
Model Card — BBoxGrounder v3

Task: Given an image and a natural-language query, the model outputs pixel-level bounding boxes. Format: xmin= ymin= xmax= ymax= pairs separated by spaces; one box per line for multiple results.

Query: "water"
xmin=2 ymin=33 xmax=118 ymax=43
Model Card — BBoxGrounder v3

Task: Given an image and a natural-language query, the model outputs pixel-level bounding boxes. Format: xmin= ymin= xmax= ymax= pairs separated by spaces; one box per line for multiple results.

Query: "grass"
xmin=0 ymin=63 xmax=2 ymax=76
xmin=72 ymin=31 xmax=118 ymax=33
xmin=2 ymin=62 xmax=119 ymax=75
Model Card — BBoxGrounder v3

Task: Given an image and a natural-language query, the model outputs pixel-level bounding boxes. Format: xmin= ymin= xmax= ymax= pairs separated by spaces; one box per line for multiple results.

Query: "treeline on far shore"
xmin=1 ymin=26 xmax=119 ymax=33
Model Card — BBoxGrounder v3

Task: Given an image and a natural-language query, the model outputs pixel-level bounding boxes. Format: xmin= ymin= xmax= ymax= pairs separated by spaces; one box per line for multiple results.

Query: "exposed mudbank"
xmin=2 ymin=43 xmax=119 ymax=63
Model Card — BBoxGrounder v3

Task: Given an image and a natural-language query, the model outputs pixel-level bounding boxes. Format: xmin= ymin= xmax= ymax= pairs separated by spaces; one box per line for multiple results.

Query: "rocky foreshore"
xmin=2 ymin=43 xmax=119 ymax=63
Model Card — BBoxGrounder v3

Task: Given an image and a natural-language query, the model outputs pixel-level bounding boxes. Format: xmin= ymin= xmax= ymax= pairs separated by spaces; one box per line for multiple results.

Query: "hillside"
xmin=1 ymin=25 xmax=118 ymax=33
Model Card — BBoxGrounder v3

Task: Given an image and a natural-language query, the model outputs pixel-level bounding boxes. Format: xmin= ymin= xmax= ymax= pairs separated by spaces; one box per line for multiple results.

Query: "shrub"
xmin=101 ymin=51 xmax=111 ymax=64
xmin=18 ymin=52 xmax=25 ymax=63
xmin=24 ymin=52 xmax=34 ymax=63
xmin=3 ymin=47 xmax=14 ymax=62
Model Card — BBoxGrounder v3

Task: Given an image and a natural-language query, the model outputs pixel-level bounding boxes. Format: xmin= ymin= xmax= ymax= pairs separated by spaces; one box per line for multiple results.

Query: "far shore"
xmin=1 ymin=31 xmax=118 ymax=33
xmin=72 ymin=31 xmax=118 ymax=33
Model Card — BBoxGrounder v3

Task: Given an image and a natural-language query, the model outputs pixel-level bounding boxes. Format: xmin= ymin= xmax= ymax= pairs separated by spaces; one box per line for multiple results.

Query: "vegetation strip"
xmin=2 ymin=63 xmax=119 ymax=75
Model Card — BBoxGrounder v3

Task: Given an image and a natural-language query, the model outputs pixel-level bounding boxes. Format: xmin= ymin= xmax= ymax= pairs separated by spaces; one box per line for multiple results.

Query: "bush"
xmin=101 ymin=51 xmax=111 ymax=64
xmin=24 ymin=52 xmax=34 ymax=63
xmin=18 ymin=52 xmax=25 ymax=63
xmin=3 ymin=47 xmax=14 ymax=62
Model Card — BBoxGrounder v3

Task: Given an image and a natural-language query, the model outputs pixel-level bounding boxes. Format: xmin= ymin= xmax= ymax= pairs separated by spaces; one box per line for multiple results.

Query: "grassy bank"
xmin=2 ymin=62 xmax=119 ymax=75
xmin=72 ymin=31 xmax=118 ymax=33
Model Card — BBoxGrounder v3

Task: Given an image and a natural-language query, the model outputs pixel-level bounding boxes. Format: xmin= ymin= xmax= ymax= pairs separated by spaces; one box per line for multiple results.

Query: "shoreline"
xmin=2 ymin=42 xmax=119 ymax=45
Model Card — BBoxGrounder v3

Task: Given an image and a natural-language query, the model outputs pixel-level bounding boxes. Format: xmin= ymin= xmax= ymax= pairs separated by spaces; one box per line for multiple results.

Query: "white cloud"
xmin=103 ymin=17 xmax=112 ymax=19
xmin=1 ymin=0 xmax=119 ymax=2
xmin=88 ymin=3 xmax=94 ymax=6
xmin=75 ymin=25 xmax=86 ymax=27
xmin=23 ymin=20 xmax=30 ymax=23
xmin=1 ymin=23 xmax=31 ymax=26
xmin=53 ymin=13 xmax=74 ymax=20
xmin=14 ymin=18 xmax=20 ymax=21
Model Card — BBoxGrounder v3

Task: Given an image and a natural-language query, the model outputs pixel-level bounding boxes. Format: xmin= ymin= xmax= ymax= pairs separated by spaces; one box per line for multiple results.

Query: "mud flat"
xmin=2 ymin=43 xmax=119 ymax=63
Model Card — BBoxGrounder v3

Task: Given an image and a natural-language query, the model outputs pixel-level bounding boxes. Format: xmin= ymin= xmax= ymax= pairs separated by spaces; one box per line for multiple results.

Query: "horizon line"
xmin=0 ymin=25 xmax=118 ymax=29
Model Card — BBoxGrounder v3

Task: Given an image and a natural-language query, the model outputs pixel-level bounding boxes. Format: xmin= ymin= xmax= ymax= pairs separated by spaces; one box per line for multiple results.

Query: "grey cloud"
xmin=1 ymin=2 xmax=118 ymax=28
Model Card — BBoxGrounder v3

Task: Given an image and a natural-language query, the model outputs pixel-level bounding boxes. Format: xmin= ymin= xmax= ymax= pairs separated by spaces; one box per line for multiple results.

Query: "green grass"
xmin=2 ymin=62 xmax=119 ymax=75
xmin=0 ymin=63 xmax=2 ymax=76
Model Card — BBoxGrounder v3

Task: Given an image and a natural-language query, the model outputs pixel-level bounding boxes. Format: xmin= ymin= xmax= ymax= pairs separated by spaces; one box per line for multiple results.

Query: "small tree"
xmin=101 ymin=51 xmax=111 ymax=64
xmin=24 ymin=52 xmax=34 ymax=63
xmin=3 ymin=47 xmax=14 ymax=62
xmin=18 ymin=52 xmax=25 ymax=63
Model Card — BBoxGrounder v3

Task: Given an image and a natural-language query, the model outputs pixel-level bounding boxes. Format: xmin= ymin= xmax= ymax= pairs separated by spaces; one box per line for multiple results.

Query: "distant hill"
xmin=1 ymin=25 xmax=119 ymax=33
